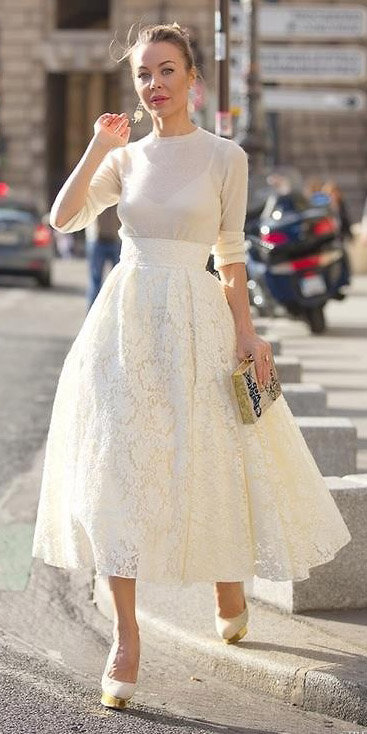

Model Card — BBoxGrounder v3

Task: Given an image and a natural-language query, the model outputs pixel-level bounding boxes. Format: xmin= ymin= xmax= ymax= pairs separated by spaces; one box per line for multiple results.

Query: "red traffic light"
xmin=0 ymin=182 xmax=10 ymax=197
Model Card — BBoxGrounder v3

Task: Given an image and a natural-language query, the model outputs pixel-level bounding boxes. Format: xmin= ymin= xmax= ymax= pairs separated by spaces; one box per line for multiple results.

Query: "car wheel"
xmin=305 ymin=305 xmax=326 ymax=334
xmin=36 ymin=269 xmax=52 ymax=288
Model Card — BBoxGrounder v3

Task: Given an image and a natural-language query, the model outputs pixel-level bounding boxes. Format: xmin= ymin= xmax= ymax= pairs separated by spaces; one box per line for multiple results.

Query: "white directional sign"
xmin=258 ymin=3 xmax=367 ymax=40
xmin=263 ymin=88 xmax=367 ymax=111
xmin=260 ymin=45 xmax=367 ymax=81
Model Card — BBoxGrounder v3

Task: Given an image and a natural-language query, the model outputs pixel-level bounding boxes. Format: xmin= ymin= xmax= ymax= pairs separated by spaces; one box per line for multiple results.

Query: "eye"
xmin=162 ymin=68 xmax=174 ymax=74
xmin=137 ymin=72 xmax=149 ymax=79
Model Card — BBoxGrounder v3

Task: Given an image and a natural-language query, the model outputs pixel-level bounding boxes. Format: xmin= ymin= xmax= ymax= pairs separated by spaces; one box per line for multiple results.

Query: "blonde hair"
xmin=110 ymin=20 xmax=198 ymax=78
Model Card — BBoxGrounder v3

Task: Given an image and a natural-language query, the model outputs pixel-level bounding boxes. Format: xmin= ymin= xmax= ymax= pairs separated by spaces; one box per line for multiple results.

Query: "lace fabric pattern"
xmin=32 ymin=239 xmax=351 ymax=584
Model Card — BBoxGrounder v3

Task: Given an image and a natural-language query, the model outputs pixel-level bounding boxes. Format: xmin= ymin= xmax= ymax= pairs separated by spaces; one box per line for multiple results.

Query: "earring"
xmin=132 ymin=100 xmax=144 ymax=124
xmin=187 ymin=87 xmax=195 ymax=117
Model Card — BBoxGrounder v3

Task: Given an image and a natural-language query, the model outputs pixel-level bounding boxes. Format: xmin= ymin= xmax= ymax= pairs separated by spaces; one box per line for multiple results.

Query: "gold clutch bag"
xmin=231 ymin=354 xmax=282 ymax=424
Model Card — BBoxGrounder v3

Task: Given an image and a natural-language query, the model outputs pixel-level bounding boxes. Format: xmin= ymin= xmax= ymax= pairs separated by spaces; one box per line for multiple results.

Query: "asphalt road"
xmin=0 ymin=259 xmax=362 ymax=734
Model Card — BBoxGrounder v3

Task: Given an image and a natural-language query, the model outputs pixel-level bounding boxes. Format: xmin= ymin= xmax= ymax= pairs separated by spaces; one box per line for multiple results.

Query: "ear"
xmin=189 ymin=67 xmax=197 ymax=86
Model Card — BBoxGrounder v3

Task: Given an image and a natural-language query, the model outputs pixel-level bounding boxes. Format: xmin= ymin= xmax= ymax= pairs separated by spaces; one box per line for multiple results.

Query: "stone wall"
xmin=277 ymin=110 xmax=367 ymax=222
xmin=0 ymin=0 xmax=46 ymax=209
xmin=0 ymin=0 xmax=213 ymax=211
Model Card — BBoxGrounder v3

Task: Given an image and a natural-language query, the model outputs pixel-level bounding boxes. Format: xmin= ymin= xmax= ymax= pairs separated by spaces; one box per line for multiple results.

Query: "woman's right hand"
xmin=93 ymin=112 xmax=131 ymax=150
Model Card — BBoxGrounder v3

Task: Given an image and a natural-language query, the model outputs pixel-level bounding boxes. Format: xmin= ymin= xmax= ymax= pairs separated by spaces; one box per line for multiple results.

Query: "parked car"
xmin=0 ymin=189 xmax=54 ymax=287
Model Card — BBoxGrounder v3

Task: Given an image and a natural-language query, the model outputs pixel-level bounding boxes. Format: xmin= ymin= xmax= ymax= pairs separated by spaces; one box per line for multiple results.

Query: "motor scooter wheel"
xmin=305 ymin=305 xmax=326 ymax=334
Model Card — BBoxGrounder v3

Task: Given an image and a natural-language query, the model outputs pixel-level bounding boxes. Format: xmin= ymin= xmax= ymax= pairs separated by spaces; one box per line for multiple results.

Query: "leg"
xmin=107 ymin=577 xmax=140 ymax=684
xmin=213 ymin=581 xmax=247 ymax=618
xmin=109 ymin=241 xmax=121 ymax=267
xmin=86 ymin=240 xmax=104 ymax=310
xmin=103 ymin=241 xmax=120 ymax=277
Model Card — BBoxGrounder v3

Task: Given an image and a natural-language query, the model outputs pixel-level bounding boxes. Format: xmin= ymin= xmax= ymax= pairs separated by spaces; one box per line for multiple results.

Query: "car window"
xmin=0 ymin=208 xmax=36 ymax=224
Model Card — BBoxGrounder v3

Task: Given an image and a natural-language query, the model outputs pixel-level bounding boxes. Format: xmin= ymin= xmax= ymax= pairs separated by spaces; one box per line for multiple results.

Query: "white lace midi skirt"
xmin=32 ymin=235 xmax=351 ymax=584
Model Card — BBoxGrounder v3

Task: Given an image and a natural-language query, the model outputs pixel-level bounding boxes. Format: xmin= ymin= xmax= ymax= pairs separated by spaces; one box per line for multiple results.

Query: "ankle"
xmin=113 ymin=621 xmax=140 ymax=640
xmin=214 ymin=582 xmax=246 ymax=618
xmin=216 ymin=598 xmax=246 ymax=617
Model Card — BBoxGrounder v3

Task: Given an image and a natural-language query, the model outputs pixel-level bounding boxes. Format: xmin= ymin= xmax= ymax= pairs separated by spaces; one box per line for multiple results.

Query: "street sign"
xmin=262 ymin=87 xmax=367 ymax=111
xmin=260 ymin=45 xmax=367 ymax=81
xmin=257 ymin=3 xmax=367 ymax=40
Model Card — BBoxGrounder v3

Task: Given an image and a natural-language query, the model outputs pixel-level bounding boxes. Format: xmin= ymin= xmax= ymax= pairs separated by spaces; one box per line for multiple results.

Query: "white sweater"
xmin=50 ymin=125 xmax=248 ymax=271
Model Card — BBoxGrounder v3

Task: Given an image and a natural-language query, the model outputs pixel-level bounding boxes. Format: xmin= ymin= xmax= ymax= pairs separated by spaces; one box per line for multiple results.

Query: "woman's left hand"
xmin=236 ymin=332 xmax=273 ymax=389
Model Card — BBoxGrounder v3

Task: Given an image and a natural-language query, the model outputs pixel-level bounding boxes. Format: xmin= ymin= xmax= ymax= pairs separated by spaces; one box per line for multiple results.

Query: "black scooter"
xmin=245 ymin=190 xmax=350 ymax=333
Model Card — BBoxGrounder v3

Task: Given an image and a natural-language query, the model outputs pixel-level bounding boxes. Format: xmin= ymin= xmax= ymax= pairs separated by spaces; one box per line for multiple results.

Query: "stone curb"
xmin=93 ymin=577 xmax=367 ymax=726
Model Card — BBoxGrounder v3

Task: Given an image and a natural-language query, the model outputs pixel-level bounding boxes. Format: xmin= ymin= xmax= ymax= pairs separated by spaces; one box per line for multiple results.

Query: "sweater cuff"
xmin=211 ymin=230 xmax=246 ymax=269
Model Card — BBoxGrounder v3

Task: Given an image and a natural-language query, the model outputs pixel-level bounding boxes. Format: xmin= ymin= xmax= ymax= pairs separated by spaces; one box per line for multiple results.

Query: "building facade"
xmin=0 ymin=0 xmax=367 ymax=221
xmin=0 ymin=0 xmax=213 ymax=212
xmin=255 ymin=0 xmax=367 ymax=221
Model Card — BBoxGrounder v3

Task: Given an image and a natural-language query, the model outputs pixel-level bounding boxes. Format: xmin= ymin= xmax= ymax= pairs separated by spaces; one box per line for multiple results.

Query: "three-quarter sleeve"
xmin=49 ymin=149 xmax=123 ymax=233
xmin=211 ymin=142 xmax=248 ymax=269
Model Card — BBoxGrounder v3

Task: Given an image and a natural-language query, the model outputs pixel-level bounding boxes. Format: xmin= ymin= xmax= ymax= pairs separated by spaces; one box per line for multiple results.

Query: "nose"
xmin=149 ymin=75 xmax=162 ymax=90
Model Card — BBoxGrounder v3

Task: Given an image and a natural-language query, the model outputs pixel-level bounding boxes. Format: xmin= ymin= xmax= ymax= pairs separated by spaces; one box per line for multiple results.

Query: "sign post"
xmin=215 ymin=0 xmax=232 ymax=138
xmin=235 ymin=0 xmax=269 ymax=172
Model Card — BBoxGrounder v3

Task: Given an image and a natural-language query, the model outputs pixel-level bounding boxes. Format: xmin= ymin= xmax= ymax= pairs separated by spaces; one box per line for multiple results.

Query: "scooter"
xmin=245 ymin=190 xmax=350 ymax=333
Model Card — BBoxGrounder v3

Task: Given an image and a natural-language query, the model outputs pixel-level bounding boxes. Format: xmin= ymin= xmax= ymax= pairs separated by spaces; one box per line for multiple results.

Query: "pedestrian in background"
xmin=32 ymin=20 xmax=351 ymax=713
xmin=54 ymin=230 xmax=74 ymax=259
xmin=321 ymin=180 xmax=353 ymax=245
xmin=304 ymin=176 xmax=329 ymax=207
xmin=85 ymin=205 xmax=121 ymax=310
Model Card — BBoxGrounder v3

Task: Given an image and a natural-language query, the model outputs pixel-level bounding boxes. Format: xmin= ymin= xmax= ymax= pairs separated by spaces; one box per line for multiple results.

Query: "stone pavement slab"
xmin=296 ymin=417 xmax=357 ymax=475
xmin=281 ymin=383 xmax=327 ymax=416
xmin=268 ymin=275 xmax=367 ymax=472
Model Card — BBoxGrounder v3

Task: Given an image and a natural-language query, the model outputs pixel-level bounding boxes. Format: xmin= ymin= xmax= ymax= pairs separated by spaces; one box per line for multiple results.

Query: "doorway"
xmin=46 ymin=71 xmax=121 ymax=208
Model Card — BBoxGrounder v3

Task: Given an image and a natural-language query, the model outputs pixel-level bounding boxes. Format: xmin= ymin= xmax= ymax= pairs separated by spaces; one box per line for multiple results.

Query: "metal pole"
xmin=237 ymin=0 xmax=269 ymax=173
xmin=215 ymin=0 xmax=232 ymax=138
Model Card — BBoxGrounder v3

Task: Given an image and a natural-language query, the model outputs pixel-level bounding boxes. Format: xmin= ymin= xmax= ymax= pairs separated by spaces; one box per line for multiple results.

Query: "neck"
xmin=151 ymin=115 xmax=197 ymax=138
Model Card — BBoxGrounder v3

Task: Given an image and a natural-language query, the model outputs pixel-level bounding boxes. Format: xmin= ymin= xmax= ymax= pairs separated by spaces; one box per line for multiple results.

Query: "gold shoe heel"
xmin=223 ymin=624 xmax=248 ymax=644
xmin=101 ymin=691 xmax=128 ymax=710
xmin=100 ymin=663 xmax=136 ymax=709
xmin=215 ymin=604 xmax=249 ymax=644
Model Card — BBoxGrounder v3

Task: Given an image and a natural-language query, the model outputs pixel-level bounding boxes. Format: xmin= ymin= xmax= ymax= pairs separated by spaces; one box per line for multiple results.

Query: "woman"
xmin=32 ymin=22 xmax=351 ymax=710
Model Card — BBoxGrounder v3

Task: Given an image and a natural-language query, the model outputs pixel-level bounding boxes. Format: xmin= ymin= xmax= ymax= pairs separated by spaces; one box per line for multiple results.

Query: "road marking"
xmin=0 ymin=523 xmax=35 ymax=591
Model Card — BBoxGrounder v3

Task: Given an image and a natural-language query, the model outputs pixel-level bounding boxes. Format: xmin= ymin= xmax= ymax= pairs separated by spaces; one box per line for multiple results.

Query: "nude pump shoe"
xmin=100 ymin=639 xmax=137 ymax=710
xmin=215 ymin=602 xmax=249 ymax=644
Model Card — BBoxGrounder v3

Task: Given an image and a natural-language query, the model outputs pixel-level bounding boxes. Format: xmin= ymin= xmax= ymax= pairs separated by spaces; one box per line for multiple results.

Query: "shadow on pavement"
xmin=122 ymin=705 xmax=276 ymax=734
xmin=325 ymin=326 xmax=367 ymax=339
xmin=234 ymin=639 xmax=365 ymax=670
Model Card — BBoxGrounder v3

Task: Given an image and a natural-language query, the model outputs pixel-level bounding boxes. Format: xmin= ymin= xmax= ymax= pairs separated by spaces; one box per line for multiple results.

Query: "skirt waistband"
xmin=119 ymin=235 xmax=211 ymax=269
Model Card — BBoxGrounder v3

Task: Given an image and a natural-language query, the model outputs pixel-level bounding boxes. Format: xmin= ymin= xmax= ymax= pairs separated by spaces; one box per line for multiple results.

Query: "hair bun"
xmin=172 ymin=21 xmax=190 ymax=40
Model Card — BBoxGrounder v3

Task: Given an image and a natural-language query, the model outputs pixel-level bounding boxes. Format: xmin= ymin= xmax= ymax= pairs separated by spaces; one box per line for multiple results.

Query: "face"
xmin=131 ymin=41 xmax=196 ymax=120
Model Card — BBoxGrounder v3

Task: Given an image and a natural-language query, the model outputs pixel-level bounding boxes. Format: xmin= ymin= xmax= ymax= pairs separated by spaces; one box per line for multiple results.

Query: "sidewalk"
xmin=265 ymin=274 xmax=367 ymax=472
xmin=94 ymin=577 xmax=367 ymax=726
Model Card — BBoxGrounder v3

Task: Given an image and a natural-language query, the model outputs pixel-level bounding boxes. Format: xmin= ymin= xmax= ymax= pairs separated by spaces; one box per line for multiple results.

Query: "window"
xmin=56 ymin=0 xmax=110 ymax=30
